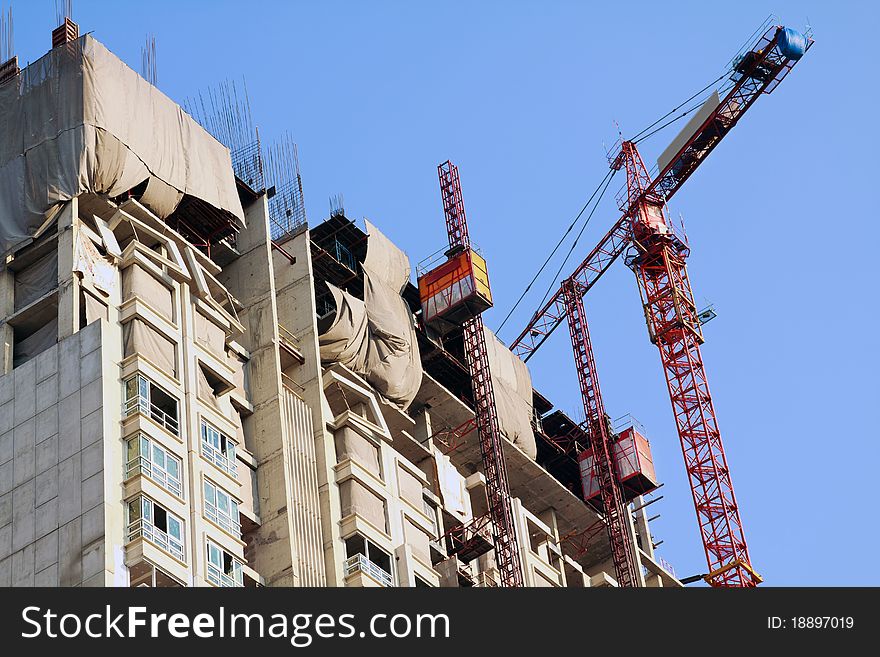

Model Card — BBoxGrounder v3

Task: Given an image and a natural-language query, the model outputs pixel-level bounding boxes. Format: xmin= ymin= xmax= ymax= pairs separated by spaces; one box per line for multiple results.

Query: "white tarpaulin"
xmin=122 ymin=263 xmax=174 ymax=321
xmin=317 ymin=221 xmax=423 ymax=409
xmin=484 ymin=326 xmax=537 ymax=459
xmin=74 ymin=231 xmax=115 ymax=295
xmin=0 ymin=35 xmax=244 ymax=255
xmin=123 ymin=319 xmax=176 ymax=376
xmin=433 ymin=447 xmax=467 ymax=518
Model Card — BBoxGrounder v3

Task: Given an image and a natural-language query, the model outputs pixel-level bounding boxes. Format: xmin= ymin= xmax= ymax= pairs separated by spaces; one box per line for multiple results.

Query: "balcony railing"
xmin=205 ymin=502 xmax=241 ymax=537
xmin=124 ymin=395 xmax=179 ymax=436
xmin=201 ymin=441 xmax=237 ymax=479
xmin=128 ymin=518 xmax=184 ymax=562
xmin=344 ymin=554 xmax=393 ymax=587
xmin=125 ymin=455 xmax=183 ymax=498
xmin=207 ymin=562 xmax=243 ymax=588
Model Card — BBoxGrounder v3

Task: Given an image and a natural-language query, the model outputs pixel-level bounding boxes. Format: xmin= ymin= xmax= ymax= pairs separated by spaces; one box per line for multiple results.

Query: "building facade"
xmin=0 ymin=30 xmax=678 ymax=589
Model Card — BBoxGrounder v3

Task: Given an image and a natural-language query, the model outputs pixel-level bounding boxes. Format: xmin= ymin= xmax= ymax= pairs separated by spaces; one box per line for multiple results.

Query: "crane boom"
xmin=438 ymin=161 xmax=524 ymax=587
xmin=510 ymin=25 xmax=812 ymax=362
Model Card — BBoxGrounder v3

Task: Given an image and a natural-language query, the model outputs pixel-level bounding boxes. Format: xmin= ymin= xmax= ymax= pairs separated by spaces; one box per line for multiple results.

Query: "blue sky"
xmin=10 ymin=1 xmax=876 ymax=585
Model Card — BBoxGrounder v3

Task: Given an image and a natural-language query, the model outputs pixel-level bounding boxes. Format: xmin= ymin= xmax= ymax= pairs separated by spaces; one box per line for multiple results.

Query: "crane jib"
xmin=510 ymin=25 xmax=812 ymax=362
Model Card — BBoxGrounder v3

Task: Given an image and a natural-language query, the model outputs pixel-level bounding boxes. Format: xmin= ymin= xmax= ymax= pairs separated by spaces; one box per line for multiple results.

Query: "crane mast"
xmin=562 ymin=279 xmax=640 ymax=587
xmin=437 ymin=161 xmax=524 ymax=587
xmin=509 ymin=24 xmax=811 ymax=586
xmin=617 ymin=140 xmax=758 ymax=587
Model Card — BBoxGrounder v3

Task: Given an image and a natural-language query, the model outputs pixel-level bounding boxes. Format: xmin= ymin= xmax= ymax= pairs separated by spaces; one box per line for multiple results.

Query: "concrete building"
xmin=0 ymin=26 xmax=679 ymax=588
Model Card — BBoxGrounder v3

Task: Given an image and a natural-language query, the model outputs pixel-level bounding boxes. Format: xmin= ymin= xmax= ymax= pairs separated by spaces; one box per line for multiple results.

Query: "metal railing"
xmin=201 ymin=440 xmax=238 ymax=479
xmin=278 ymin=323 xmax=301 ymax=351
xmin=128 ymin=518 xmax=184 ymax=562
xmin=124 ymin=395 xmax=179 ymax=436
xmin=205 ymin=501 xmax=241 ymax=537
xmin=125 ymin=455 xmax=183 ymax=498
xmin=207 ymin=562 xmax=243 ymax=588
xmin=344 ymin=554 xmax=393 ymax=587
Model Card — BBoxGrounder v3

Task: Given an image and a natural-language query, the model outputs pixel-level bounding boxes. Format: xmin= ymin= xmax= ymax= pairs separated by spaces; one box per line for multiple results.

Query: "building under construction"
xmin=0 ymin=16 xmax=809 ymax=588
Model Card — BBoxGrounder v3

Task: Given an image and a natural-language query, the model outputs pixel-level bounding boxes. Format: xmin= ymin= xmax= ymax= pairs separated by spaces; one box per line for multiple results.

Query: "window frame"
xmin=205 ymin=540 xmax=243 ymax=587
xmin=203 ymin=478 xmax=241 ymax=537
xmin=126 ymin=495 xmax=185 ymax=562
xmin=125 ymin=434 xmax=183 ymax=498
xmin=123 ymin=374 xmax=180 ymax=436
xmin=200 ymin=420 xmax=238 ymax=478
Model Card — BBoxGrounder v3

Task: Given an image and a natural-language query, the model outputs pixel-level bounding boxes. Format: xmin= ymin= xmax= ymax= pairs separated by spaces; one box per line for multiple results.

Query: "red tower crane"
xmin=510 ymin=24 xmax=812 ymax=587
xmin=433 ymin=161 xmax=524 ymax=587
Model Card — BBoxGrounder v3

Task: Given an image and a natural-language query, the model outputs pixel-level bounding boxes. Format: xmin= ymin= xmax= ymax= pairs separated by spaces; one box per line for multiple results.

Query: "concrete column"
xmin=56 ymin=199 xmax=80 ymax=340
xmin=395 ymin=544 xmax=415 ymax=587
xmin=0 ymin=256 xmax=13 ymax=374
xmin=626 ymin=501 xmax=647 ymax=587
xmin=632 ymin=495 xmax=654 ymax=557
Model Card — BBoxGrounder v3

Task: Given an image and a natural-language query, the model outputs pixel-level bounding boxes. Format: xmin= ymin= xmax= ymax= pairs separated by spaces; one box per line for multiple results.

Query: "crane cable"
xmin=496 ymin=70 xmax=731 ymax=338
xmin=496 ymin=167 xmax=615 ymax=335
xmin=534 ymin=169 xmax=617 ymax=311
xmin=629 ymin=71 xmax=729 ymax=143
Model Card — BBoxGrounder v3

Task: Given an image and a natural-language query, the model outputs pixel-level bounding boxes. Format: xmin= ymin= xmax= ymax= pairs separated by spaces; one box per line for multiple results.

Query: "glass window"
xmin=166 ymin=456 xmax=179 ymax=481
xmin=128 ymin=498 xmax=141 ymax=523
xmin=125 ymin=434 xmax=183 ymax=497
xmin=167 ymin=516 xmax=182 ymax=542
xmin=203 ymin=479 xmax=241 ymax=536
xmin=123 ymin=374 xmax=179 ymax=435
xmin=201 ymin=421 xmax=237 ymax=478
xmin=206 ymin=540 xmax=243 ymax=587
xmin=208 ymin=542 xmax=222 ymax=568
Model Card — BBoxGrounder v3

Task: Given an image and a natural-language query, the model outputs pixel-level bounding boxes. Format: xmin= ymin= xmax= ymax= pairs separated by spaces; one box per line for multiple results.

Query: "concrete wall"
xmin=0 ymin=321 xmax=120 ymax=586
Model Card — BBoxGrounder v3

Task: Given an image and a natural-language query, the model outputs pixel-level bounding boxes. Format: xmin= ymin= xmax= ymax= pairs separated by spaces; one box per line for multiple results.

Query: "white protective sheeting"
xmin=123 ymin=318 xmax=176 ymax=375
xmin=0 ymin=35 xmax=244 ymax=255
xmin=335 ymin=426 xmax=381 ymax=478
xmin=318 ymin=283 xmax=370 ymax=370
xmin=397 ymin=465 xmax=424 ymax=508
xmin=83 ymin=290 xmax=108 ymax=324
xmin=433 ymin=447 xmax=467 ymax=518
xmin=318 ymin=221 xmax=423 ymax=409
xmin=339 ymin=479 xmax=387 ymax=533
xmin=74 ymin=231 xmax=115 ymax=295
xmin=195 ymin=311 xmax=226 ymax=356
xmin=122 ymin=263 xmax=174 ymax=321
xmin=197 ymin=364 xmax=220 ymax=409
xmin=14 ymin=251 xmax=57 ymax=311
xmin=404 ymin=518 xmax=432 ymax=565
xmin=484 ymin=326 xmax=537 ymax=459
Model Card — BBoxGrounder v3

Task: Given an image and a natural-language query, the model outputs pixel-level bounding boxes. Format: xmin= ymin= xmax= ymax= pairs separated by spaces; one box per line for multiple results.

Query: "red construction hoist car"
xmin=510 ymin=24 xmax=812 ymax=586
xmin=417 ymin=161 xmax=524 ymax=587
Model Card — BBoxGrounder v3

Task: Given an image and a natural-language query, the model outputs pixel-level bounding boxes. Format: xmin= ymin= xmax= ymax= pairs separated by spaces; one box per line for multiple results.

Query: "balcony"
xmin=125 ymin=435 xmax=183 ymax=498
xmin=207 ymin=562 xmax=243 ymax=588
xmin=204 ymin=480 xmax=242 ymax=537
xmin=201 ymin=421 xmax=237 ymax=479
xmin=128 ymin=518 xmax=184 ymax=562
xmin=206 ymin=541 xmax=244 ymax=587
xmin=344 ymin=553 xmax=393 ymax=588
xmin=202 ymin=441 xmax=237 ymax=478
xmin=124 ymin=375 xmax=180 ymax=436
xmin=126 ymin=454 xmax=183 ymax=498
